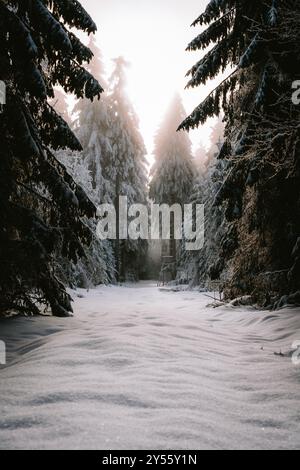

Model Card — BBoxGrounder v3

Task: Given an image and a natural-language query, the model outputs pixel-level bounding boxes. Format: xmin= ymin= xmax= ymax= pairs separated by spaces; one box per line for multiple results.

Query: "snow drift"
xmin=0 ymin=283 xmax=300 ymax=450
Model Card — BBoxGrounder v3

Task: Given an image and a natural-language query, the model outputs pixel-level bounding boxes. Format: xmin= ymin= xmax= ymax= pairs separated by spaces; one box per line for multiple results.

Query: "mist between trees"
xmin=0 ymin=0 xmax=299 ymax=316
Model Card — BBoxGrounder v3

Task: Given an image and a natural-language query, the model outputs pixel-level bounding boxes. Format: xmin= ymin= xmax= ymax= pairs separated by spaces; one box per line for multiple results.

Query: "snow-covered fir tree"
xmin=207 ymin=117 xmax=225 ymax=161
xmin=150 ymin=94 xmax=196 ymax=276
xmin=73 ymin=35 xmax=113 ymax=206
xmin=0 ymin=0 xmax=103 ymax=316
xmin=56 ymin=148 xmax=115 ymax=288
xmin=107 ymin=57 xmax=149 ymax=281
xmin=178 ymin=117 xmax=226 ymax=286
xmin=150 ymin=94 xmax=196 ymax=206
xmin=54 ymin=36 xmax=116 ymax=287
xmin=194 ymin=141 xmax=208 ymax=175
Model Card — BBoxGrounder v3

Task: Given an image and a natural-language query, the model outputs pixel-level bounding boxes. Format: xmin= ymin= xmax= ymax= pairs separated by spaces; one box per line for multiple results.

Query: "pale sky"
xmin=80 ymin=0 xmax=219 ymax=158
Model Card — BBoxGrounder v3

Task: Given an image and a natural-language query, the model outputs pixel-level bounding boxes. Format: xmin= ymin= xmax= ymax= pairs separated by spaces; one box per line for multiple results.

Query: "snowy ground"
xmin=0 ymin=282 xmax=300 ymax=450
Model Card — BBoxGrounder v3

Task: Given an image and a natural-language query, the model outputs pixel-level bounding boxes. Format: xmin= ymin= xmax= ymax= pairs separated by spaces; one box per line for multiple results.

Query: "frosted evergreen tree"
xmin=150 ymin=94 xmax=195 ymax=205
xmin=150 ymin=94 xmax=196 ymax=268
xmin=56 ymin=148 xmax=115 ymax=288
xmin=0 ymin=0 xmax=103 ymax=316
xmin=194 ymin=141 xmax=208 ymax=175
xmin=194 ymin=117 xmax=224 ymax=176
xmin=179 ymin=118 xmax=227 ymax=286
xmin=55 ymin=36 xmax=116 ymax=286
xmin=207 ymin=117 xmax=225 ymax=161
xmin=180 ymin=0 xmax=300 ymax=305
xmin=73 ymin=35 xmax=113 ymax=205
xmin=107 ymin=57 xmax=148 ymax=281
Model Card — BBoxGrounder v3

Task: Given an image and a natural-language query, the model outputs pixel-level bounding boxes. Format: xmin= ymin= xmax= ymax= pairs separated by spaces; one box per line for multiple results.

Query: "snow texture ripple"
xmin=0 ymin=283 xmax=300 ymax=450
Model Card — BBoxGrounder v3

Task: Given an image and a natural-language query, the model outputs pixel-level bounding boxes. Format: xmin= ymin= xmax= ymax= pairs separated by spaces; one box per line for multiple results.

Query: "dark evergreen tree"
xmin=0 ymin=0 xmax=103 ymax=316
xmin=179 ymin=0 xmax=300 ymax=305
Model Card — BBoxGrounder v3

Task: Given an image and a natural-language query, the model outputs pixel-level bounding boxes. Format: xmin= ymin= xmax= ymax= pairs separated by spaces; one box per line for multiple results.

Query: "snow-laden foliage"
xmin=56 ymin=149 xmax=115 ymax=288
xmin=0 ymin=0 xmax=102 ymax=316
xmin=107 ymin=57 xmax=149 ymax=281
xmin=53 ymin=39 xmax=116 ymax=287
xmin=150 ymin=95 xmax=196 ymax=274
xmin=180 ymin=0 xmax=300 ymax=305
xmin=179 ymin=0 xmax=291 ymax=132
xmin=150 ymin=95 xmax=196 ymax=206
xmin=73 ymin=36 xmax=114 ymax=206
xmin=178 ymin=119 xmax=226 ymax=286
xmin=52 ymin=51 xmax=148 ymax=285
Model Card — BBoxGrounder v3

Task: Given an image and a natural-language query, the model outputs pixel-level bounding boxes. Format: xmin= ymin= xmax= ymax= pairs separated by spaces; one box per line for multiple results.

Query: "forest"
xmin=0 ymin=0 xmax=300 ymax=452
xmin=0 ymin=0 xmax=299 ymax=316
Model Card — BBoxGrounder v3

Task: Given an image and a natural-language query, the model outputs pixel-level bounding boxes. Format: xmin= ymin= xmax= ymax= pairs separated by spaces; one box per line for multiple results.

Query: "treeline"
xmin=0 ymin=0 xmax=104 ymax=317
xmin=0 ymin=0 xmax=198 ymax=316
xmin=53 ymin=39 xmax=148 ymax=288
xmin=1 ymin=0 xmax=299 ymax=316
xmin=0 ymin=1 xmax=148 ymax=317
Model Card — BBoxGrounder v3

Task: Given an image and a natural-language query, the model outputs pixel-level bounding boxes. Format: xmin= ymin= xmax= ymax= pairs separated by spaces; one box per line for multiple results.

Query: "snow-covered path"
xmin=0 ymin=283 xmax=300 ymax=450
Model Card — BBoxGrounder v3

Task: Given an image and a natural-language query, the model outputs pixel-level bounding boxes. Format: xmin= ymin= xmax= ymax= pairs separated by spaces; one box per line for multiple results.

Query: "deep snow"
xmin=0 ymin=282 xmax=300 ymax=450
